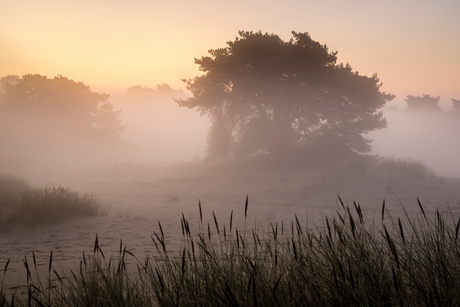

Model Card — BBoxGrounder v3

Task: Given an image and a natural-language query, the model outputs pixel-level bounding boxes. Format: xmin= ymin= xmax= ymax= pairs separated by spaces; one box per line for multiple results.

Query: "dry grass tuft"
xmin=0 ymin=173 xmax=103 ymax=228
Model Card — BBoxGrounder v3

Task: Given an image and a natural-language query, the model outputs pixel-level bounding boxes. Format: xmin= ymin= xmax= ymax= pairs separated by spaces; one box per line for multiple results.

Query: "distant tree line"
xmin=404 ymin=94 xmax=459 ymax=114
xmin=126 ymin=84 xmax=185 ymax=98
xmin=0 ymin=74 xmax=125 ymax=141
xmin=0 ymin=74 xmax=188 ymax=145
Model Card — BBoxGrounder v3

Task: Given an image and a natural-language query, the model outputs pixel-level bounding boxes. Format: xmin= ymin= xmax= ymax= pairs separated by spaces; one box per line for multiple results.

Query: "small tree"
xmin=405 ymin=94 xmax=441 ymax=112
xmin=178 ymin=31 xmax=394 ymax=163
xmin=0 ymin=74 xmax=125 ymax=140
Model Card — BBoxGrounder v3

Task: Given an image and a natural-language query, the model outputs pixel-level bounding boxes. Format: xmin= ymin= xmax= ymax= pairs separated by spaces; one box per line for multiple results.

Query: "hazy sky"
xmin=1 ymin=0 xmax=459 ymax=106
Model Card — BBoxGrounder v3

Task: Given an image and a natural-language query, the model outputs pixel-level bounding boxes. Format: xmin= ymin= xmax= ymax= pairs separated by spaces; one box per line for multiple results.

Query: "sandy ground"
xmin=1 ymin=162 xmax=460 ymax=287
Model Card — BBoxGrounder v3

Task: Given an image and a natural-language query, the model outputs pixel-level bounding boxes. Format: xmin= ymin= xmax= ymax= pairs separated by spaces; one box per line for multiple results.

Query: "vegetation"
xmin=2 ymin=197 xmax=460 ymax=306
xmin=380 ymin=156 xmax=436 ymax=179
xmin=452 ymin=98 xmax=460 ymax=115
xmin=126 ymin=84 xmax=185 ymax=99
xmin=0 ymin=174 xmax=102 ymax=228
xmin=404 ymin=94 xmax=442 ymax=113
xmin=0 ymin=74 xmax=125 ymax=141
xmin=178 ymin=31 xmax=395 ymax=162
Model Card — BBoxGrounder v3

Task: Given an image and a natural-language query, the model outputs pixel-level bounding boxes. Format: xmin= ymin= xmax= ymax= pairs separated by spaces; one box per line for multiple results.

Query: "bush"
xmin=380 ymin=156 xmax=435 ymax=178
xmin=0 ymin=174 xmax=102 ymax=228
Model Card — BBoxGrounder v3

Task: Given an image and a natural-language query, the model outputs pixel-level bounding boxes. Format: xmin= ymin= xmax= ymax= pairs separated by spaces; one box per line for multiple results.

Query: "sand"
xmin=1 ymin=163 xmax=460 ymax=287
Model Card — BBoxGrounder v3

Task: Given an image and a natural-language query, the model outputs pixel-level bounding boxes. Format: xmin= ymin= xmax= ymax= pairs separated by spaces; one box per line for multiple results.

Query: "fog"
xmin=0 ymin=86 xmax=210 ymax=182
xmin=2 ymin=84 xmax=460 ymax=288
xmin=1 ymin=89 xmax=459 ymax=181
xmin=110 ymin=90 xmax=209 ymax=162
xmin=369 ymin=106 xmax=460 ymax=178
xmin=2 ymin=1 xmax=460 ymax=298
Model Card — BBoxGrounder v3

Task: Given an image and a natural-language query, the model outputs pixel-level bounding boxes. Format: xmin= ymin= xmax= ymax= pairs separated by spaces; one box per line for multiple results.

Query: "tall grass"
xmin=1 ymin=196 xmax=460 ymax=306
xmin=0 ymin=174 xmax=102 ymax=228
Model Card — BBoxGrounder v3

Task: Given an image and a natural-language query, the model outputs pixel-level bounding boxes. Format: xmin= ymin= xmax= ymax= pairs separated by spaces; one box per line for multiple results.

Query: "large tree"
xmin=178 ymin=31 xmax=394 ymax=162
xmin=0 ymin=74 xmax=125 ymax=140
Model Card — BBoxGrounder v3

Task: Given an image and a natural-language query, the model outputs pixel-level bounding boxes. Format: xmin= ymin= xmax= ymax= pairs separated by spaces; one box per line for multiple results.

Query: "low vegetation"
xmin=380 ymin=156 xmax=436 ymax=179
xmin=0 ymin=174 xmax=102 ymax=228
xmin=1 ymin=196 xmax=460 ymax=306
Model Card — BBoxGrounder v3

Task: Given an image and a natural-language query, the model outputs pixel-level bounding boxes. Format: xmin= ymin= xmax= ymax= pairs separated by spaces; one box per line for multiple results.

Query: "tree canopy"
xmin=405 ymin=94 xmax=441 ymax=112
xmin=0 ymin=74 xmax=125 ymax=140
xmin=178 ymin=31 xmax=394 ymax=163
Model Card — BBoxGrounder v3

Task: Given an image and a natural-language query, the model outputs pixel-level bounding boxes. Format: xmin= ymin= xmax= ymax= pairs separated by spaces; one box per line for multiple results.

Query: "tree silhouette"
xmin=177 ymin=31 xmax=394 ymax=163
xmin=126 ymin=84 xmax=184 ymax=98
xmin=452 ymin=99 xmax=460 ymax=115
xmin=405 ymin=94 xmax=441 ymax=112
xmin=0 ymin=75 xmax=19 ymax=96
xmin=0 ymin=74 xmax=125 ymax=140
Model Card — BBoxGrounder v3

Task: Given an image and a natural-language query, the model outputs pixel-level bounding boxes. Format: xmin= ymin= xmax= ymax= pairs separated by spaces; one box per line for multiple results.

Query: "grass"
xmin=0 ymin=174 xmax=103 ymax=228
xmin=380 ymin=156 xmax=436 ymax=179
xmin=1 ymin=196 xmax=460 ymax=306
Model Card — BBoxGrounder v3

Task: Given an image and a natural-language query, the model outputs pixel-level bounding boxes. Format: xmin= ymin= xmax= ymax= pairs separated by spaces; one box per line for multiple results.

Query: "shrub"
xmin=0 ymin=174 xmax=102 ymax=228
xmin=380 ymin=156 xmax=435 ymax=178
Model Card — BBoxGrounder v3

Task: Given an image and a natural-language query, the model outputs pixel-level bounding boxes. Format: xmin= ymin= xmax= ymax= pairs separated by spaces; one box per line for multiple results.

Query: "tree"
xmin=126 ymin=84 xmax=185 ymax=99
xmin=177 ymin=31 xmax=394 ymax=163
xmin=405 ymin=94 xmax=441 ymax=112
xmin=0 ymin=75 xmax=20 ymax=104
xmin=0 ymin=74 xmax=125 ymax=140
xmin=452 ymin=99 xmax=460 ymax=115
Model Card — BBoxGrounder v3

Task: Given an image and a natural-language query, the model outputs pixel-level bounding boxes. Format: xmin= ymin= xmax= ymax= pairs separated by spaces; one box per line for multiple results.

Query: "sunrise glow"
xmin=1 ymin=0 xmax=459 ymax=105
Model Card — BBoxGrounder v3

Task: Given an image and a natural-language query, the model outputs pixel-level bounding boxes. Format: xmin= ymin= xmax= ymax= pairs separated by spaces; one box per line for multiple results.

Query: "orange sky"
xmin=1 ymin=0 xmax=459 ymax=107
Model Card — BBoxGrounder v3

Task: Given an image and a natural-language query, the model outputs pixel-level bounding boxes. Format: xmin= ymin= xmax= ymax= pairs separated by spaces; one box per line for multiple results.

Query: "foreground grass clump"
xmin=0 ymin=174 xmax=102 ymax=228
xmin=2 ymin=197 xmax=460 ymax=306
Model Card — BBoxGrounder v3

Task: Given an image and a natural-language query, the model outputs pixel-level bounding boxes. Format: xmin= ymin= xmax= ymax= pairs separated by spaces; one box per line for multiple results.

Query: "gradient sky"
xmin=1 ymin=0 xmax=459 ymax=107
